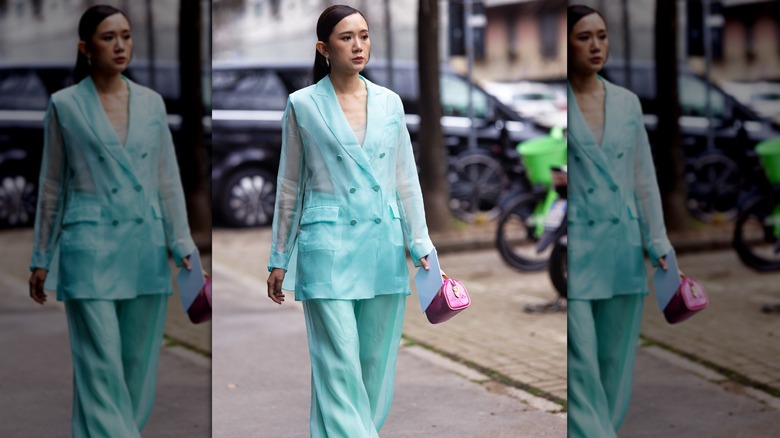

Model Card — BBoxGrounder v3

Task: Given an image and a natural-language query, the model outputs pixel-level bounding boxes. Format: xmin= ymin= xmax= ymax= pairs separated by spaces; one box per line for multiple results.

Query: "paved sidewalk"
xmin=622 ymin=345 xmax=780 ymax=437
xmin=0 ymin=261 xmax=211 ymax=437
xmin=213 ymin=228 xmax=568 ymax=405
xmin=211 ymin=257 xmax=566 ymax=437
xmin=639 ymin=249 xmax=780 ymax=397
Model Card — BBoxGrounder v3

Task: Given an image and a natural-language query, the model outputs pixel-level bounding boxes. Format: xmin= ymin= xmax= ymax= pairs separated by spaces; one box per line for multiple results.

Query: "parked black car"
xmin=599 ymin=62 xmax=779 ymax=221
xmin=211 ymin=60 xmax=548 ymax=227
xmin=0 ymin=61 xmax=211 ymax=228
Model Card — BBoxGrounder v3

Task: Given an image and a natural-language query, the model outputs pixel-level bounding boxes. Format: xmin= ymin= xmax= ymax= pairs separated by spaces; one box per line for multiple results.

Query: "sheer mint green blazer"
xmin=567 ymin=77 xmax=672 ymax=300
xmin=268 ymin=75 xmax=434 ymax=301
xmin=30 ymin=76 xmax=196 ymax=300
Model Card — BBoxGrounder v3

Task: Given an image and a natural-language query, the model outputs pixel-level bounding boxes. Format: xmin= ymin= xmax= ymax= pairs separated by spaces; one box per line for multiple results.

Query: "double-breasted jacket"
xmin=268 ymin=75 xmax=434 ymax=301
xmin=30 ymin=76 xmax=196 ymax=300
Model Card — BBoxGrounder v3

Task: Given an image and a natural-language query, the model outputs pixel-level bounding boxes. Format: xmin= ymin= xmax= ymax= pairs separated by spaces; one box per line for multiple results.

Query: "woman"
xmin=266 ymin=4 xmax=434 ymax=437
xmin=28 ymin=5 xmax=195 ymax=436
xmin=566 ymin=5 xmax=676 ymax=437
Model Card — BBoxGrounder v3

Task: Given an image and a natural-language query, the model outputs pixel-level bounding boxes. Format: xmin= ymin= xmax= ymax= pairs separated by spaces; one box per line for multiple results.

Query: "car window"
xmin=440 ymin=74 xmax=488 ymax=118
xmin=0 ymin=69 xmax=49 ymax=110
xmin=212 ymin=69 xmax=287 ymax=111
xmin=678 ymin=74 xmax=726 ymax=118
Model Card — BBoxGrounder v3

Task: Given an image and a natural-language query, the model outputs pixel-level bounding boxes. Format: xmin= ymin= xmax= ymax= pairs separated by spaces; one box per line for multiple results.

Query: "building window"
xmin=255 ymin=1 xmax=263 ymax=17
xmin=539 ymin=10 xmax=558 ymax=60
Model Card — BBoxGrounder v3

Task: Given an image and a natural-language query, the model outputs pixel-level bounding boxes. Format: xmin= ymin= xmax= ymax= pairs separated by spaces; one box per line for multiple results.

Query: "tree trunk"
xmin=654 ymin=0 xmax=689 ymax=231
xmin=417 ymin=0 xmax=452 ymax=232
xmin=178 ymin=0 xmax=211 ymax=246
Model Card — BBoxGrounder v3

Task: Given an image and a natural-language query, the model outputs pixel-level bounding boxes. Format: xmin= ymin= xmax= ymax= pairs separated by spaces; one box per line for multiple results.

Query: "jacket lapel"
xmin=360 ymin=78 xmax=385 ymax=160
xmin=567 ymin=81 xmax=617 ymax=186
xmin=310 ymin=76 xmax=374 ymax=176
xmin=72 ymin=76 xmax=135 ymax=174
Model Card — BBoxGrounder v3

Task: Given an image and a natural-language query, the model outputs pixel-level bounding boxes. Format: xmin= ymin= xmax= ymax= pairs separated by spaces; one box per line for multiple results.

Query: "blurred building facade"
xmin=0 ymin=0 xmax=184 ymax=62
xmin=213 ymin=0 xmax=566 ymax=81
xmin=580 ymin=0 xmax=780 ymax=82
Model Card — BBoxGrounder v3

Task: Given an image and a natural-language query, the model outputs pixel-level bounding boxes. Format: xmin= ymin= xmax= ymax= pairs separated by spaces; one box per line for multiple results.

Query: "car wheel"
xmin=218 ymin=168 xmax=276 ymax=228
xmin=0 ymin=172 xmax=37 ymax=228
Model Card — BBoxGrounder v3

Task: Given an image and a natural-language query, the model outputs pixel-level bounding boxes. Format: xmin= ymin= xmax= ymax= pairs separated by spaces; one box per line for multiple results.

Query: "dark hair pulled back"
xmin=73 ymin=4 xmax=129 ymax=83
xmin=567 ymin=4 xmax=604 ymax=36
xmin=312 ymin=5 xmax=367 ymax=84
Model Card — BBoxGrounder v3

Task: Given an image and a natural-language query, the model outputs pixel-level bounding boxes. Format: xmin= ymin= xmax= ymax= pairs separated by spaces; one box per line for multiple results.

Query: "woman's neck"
xmin=569 ymin=72 xmax=601 ymax=95
xmin=329 ymin=71 xmax=364 ymax=96
xmin=91 ymin=72 xmax=126 ymax=95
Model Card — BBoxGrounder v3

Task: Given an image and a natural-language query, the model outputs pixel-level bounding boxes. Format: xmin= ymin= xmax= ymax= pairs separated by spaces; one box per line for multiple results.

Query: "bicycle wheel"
xmin=548 ymin=237 xmax=567 ymax=299
xmin=495 ymin=193 xmax=549 ymax=272
xmin=733 ymin=195 xmax=780 ymax=272
xmin=686 ymin=153 xmax=742 ymax=223
xmin=449 ymin=152 xmax=508 ymax=223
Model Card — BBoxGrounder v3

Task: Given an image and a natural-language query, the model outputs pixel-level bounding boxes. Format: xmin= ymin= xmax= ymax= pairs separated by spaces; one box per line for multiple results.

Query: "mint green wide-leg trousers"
xmin=568 ymin=294 xmax=644 ymax=438
xmin=64 ymin=294 xmax=168 ymax=438
xmin=302 ymin=293 xmax=406 ymax=438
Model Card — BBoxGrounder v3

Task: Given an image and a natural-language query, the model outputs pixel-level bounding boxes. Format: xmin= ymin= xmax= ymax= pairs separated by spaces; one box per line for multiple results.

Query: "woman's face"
xmin=568 ymin=13 xmax=608 ymax=76
xmin=83 ymin=13 xmax=133 ymax=75
xmin=322 ymin=13 xmax=370 ymax=75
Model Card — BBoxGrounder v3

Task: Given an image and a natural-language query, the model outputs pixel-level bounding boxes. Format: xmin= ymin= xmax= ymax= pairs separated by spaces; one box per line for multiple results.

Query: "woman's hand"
xmin=29 ymin=269 xmax=48 ymax=305
xmin=420 ymin=256 xmax=430 ymax=271
xmin=658 ymin=256 xmax=685 ymax=277
xmin=267 ymin=268 xmax=286 ymax=305
xmin=182 ymin=256 xmax=192 ymax=271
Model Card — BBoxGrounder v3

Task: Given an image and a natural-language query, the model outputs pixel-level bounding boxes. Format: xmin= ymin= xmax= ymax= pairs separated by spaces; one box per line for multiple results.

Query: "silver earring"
xmin=87 ymin=57 xmax=92 ymax=66
xmin=326 ymin=57 xmax=330 ymax=67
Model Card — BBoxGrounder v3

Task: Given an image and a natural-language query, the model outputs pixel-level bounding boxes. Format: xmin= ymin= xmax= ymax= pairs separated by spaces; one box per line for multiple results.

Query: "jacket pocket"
xmin=60 ymin=205 xmax=102 ymax=250
xmin=62 ymin=205 xmax=101 ymax=225
xmin=298 ymin=206 xmax=342 ymax=250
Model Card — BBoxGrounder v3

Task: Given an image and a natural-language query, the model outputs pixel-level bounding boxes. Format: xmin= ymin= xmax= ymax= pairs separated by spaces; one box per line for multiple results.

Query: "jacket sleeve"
xmin=30 ymin=101 xmax=67 ymax=271
xmin=632 ymin=95 xmax=673 ymax=265
xmin=393 ymin=95 xmax=434 ymax=265
xmin=268 ymin=98 xmax=306 ymax=271
xmin=156 ymin=95 xmax=197 ymax=266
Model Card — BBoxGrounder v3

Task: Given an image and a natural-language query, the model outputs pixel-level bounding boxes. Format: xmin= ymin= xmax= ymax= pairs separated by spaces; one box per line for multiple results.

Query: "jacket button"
xmin=575 ymin=156 xmax=581 ymax=162
xmin=379 ymin=152 xmax=386 ymax=158
xmin=588 ymin=220 xmax=595 ymax=226
xmin=136 ymin=218 xmax=144 ymax=224
xmin=610 ymin=185 xmax=618 ymax=192
xmin=374 ymin=218 xmax=382 ymax=224
xmin=337 ymin=155 xmax=343 ymax=161
xmin=98 ymin=155 xmax=105 ymax=161
xmin=372 ymin=185 xmax=380 ymax=192
xmin=587 ymin=188 xmax=594 ymax=194
xmin=141 ymin=152 xmax=148 ymax=159
xmin=350 ymin=219 xmax=357 ymax=225
xmin=349 ymin=187 xmax=356 ymax=193
xmin=111 ymin=188 xmax=118 ymax=194
xmin=112 ymin=219 xmax=119 ymax=226
xmin=617 ymin=152 xmax=624 ymax=159
xmin=612 ymin=217 xmax=620 ymax=224
xmin=135 ymin=185 xmax=143 ymax=192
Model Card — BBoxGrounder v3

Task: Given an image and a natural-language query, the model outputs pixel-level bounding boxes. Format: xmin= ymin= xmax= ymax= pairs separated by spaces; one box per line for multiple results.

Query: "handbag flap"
xmin=441 ymin=278 xmax=471 ymax=310
xmin=680 ymin=278 xmax=708 ymax=310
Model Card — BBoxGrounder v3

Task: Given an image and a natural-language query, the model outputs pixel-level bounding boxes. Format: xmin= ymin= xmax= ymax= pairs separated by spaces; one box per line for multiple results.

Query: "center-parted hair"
xmin=567 ymin=4 xmax=604 ymax=35
xmin=73 ymin=4 xmax=130 ymax=83
xmin=312 ymin=5 xmax=367 ymax=84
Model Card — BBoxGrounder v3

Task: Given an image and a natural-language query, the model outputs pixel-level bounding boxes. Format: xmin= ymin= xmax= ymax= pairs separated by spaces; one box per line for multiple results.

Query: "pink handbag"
xmin=426 ymin=274 xmax=471 ymax=324
xmin=663 ymin=276 xmax=708 ymax=324
xmin=187 ymin=274 xmax=212 ymax=324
